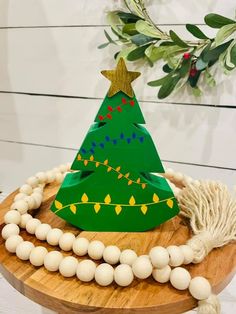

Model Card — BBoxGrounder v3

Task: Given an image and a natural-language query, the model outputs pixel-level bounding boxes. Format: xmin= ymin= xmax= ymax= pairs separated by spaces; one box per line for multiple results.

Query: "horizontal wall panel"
xmin=0 ymin=27 xmax=235 ymax=106
xmin=0 ymin=0 xmax=235 ymax=27
xmin=0 ymin=93 xmax=235 ymax=169
xmin=0 ymin=141 xmax=235 ymax=195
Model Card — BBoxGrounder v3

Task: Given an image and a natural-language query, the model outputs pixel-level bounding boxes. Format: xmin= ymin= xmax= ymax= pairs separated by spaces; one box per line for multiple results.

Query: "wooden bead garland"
xmin=1 ymin=163 xmax=227 ymax=314
xmin=76 ymin=260 xmax=96 ymax=282
xmin=29 ymin=246 xmax=48 ymax=266
xmin=5 ymin=235 xmax=23 ymax=253
xmin=16 ymin=241 xmax=34 ymax=260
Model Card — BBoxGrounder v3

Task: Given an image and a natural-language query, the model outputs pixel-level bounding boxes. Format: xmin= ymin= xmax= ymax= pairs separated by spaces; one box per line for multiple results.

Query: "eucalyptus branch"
xmin=99 ymin=0 xmax=236 ymax=99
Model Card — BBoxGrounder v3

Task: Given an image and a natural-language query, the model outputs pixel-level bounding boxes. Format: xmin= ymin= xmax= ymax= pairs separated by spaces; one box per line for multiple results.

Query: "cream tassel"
xmin=197 ymin=294 xmax=221 ymax=314
xmin=178 ymin=181 xmax=236 ymax=263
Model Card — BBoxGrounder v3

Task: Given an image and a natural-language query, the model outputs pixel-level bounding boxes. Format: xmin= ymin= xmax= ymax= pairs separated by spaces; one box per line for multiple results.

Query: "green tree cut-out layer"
xmin=51 ymin=59 xmax=179 ymax=231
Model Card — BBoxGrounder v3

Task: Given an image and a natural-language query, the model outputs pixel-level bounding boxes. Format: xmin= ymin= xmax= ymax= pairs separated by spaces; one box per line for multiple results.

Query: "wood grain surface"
xmin=0 ymin=183 xmax=235 ymax=314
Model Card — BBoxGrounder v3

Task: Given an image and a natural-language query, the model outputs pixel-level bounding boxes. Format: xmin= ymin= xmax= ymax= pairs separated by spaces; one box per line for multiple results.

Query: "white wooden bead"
xmin=149 ymin=246 xmax=169 ymax=269
xmin=59 ymin=232 xmax=76 ymax=251
xmin=114 ymin=264 xmax=134 ymax=287
xmin=20 ymin=184 xmax=33 ymax=195
xmin=55 ymin=173 xmax=64 ymax=184
xmin=88 ymin=240 xmax=105 ymax=260
xmin=167 ymin=245 xmax=185 ymax=267
xmin=165 ymin=168 xmax=174 ymax=177
xmin=31 ymin=192 xmax=42 ymax=208
xmin=26 ymin=218 xmax=41 ymax=234
xmin=76 ymin=260 xmax=96 ymax=282
xmin=120 ymin=249 xmax=137 ymax=266
xmin=35 ymin=223 xmax=52 ymax=241
xmin=35 ymin=172 xmax=47 ymax=184
xmin=44 ymin=251 xmax=63 ymax=272
xmin=46 ymin=171 xmax=56 ymax=183
xmin=29 ymin=246 xmax=48 ymax=266
xmin=95 ymin=263 xmax=114 ymax=286
xmin=152 ymin=265 xmax=171 ymax=283
xmin=59 ymin=164 xmax=67 ymax=173
xmin=33 ymin=187 xmax=43 ymax=194
xmin=12 ymin=200 xmax=29 ymax=214
xmin=24 ymin=196 xmax=36 ymax=210
xmin=1 ymin=223 xmax=20 ymax=240
xmin=52 ymin=167 xmax=60 ymax=173
xmin=14 ymin=193 xmax=27 ymax=202
xmin=16 ymin=241 xmax=34 ymax=260
xmin=139 ymin=254 xmax=150 ymax=260
xmin=174 ymin=172 xmax=184 ymax=182
xmin=4 ymin=210 xmax=21 ymax=225
xmin=19 ymin=214 xmax=32 ymax=228
xmin=179 ymin=245 xmax=194 ymax=265
xmin=72 ymin=237 xmax=89 ymax=256
xmin=170 ymin=267 xmax=191 ymax=290
xmin=5 ymin=235 xmax=23 ymax=253
xmin=46 ymin=228 xmax=63 ymax=246
xmin=27 ymin=176 xmax=39 ymax=188
xmin=59 ymin=256 xmax=78 ymax=277
xmin=189 ymin=277 xmax=211 ymax=300
xmin=103 ymin=245 xmax=121 ymax=265
xmin=132 ymin=256 xmax=153 ymax=279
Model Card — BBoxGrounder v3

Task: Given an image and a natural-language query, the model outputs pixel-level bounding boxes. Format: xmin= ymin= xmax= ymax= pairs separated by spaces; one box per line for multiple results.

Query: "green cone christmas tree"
xmin=51 ymin=58 xmax=179 ymax=231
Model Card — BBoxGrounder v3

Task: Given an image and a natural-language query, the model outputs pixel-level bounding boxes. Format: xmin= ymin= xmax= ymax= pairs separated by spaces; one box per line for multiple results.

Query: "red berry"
xmin=107 ymin=113 xmax=112 ymax=119
xmin=117 ymin=106 xmax=122 ymax=112
xmin=190 ymin=68 xmax=198 ymax=77
xmin=99 ymin=115 xmax=104 ymax=121
xmin=130 ymin=100 xmax=135 ymax=106
xmin=122 ymin=98 xmax=127 ymax=104
xmin=183 ymin=52 xmax=191 ymax=60
xmin=107 ymin=106 xmax=113 ymax=111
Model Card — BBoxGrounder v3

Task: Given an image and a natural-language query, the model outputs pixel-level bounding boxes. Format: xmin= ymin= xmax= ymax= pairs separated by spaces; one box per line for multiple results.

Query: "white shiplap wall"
xmin=0 ymin=0 xmax=235 ymax=313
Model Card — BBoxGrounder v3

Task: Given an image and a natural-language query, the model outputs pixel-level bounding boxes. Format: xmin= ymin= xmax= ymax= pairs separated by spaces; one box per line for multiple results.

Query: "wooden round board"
xmin=0 ymin=183 xmax=236 ymax=314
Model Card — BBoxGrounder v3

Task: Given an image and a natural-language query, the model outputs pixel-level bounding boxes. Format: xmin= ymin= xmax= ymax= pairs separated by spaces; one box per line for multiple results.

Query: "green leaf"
xmin=122 ymin=23 xmax=138 ymax=35
xmin=186 ymin=24 xmax=209 ymax=39
xmin=204 ymin=13 xmax=236 ymax=29
xmin=135 ymin=20 xmax=164 ymax=38
xmin=230 ymin=44 xmax=236 ymax=66
xmin=127 ymin=44 xmax=150 ymax=61
xmin=131 ymin=34 xmax=154 ymax=46
xmin=192 ymin=86 xmax=203 ymax=97
xmin=179 ymin=59 xmax=191 ymax=77
xmin=215 ymin=24 xmax=236 ymax=45
xmin=117 ymin=12 xmax=140 ymax=23
xmin=163 ymin=45 xmax=188 ymax=59
xmin=204 ymin=68 xmax=216 ymax=87
xmin=107 ymin=12 xmax=129 ymax=39
xmin=98 ymin=42 xmax=109 ymax=49
xmin=163 ymin=64 xmax=173 ymax=73
xmin=104 ymin=30 xmax=115 ymax=44
xmin=145 ymin=45 xmax=166 ymax=62
xmin=115 ymin=45 xmax=137 ymax=60
xmin=169 ymin=30 xmax=189 ymax=48
xmin=158 ymin=75 xmax=181 ymax=99
xmin=196 ymin=58 xmax=208 ymax=70
xmin=148 ymin=74 xmax=172 ymax=86
xmin=160 ymin=41 xmax=175 ymax=46
xmin=203 ymin=39 xmax=234 ymax=62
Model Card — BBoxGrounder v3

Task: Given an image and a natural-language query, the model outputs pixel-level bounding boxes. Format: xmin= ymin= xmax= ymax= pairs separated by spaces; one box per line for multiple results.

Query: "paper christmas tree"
xmin=51 ymin=59 xmax=179 ymax=231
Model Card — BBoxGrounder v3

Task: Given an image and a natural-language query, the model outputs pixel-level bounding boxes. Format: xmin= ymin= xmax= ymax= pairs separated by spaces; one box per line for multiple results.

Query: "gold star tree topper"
xmin=101 ymin=58 xmax=141 ymax=98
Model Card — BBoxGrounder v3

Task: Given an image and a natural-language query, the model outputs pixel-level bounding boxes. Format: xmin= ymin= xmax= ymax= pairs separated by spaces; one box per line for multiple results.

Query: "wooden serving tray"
xmin=0 ymin=182 xmax=235 ymax=314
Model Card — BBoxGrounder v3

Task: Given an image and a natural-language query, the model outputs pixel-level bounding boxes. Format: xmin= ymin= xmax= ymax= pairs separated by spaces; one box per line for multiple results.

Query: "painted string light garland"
xmin=2 ymin=164 xmax=236 ymax=314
